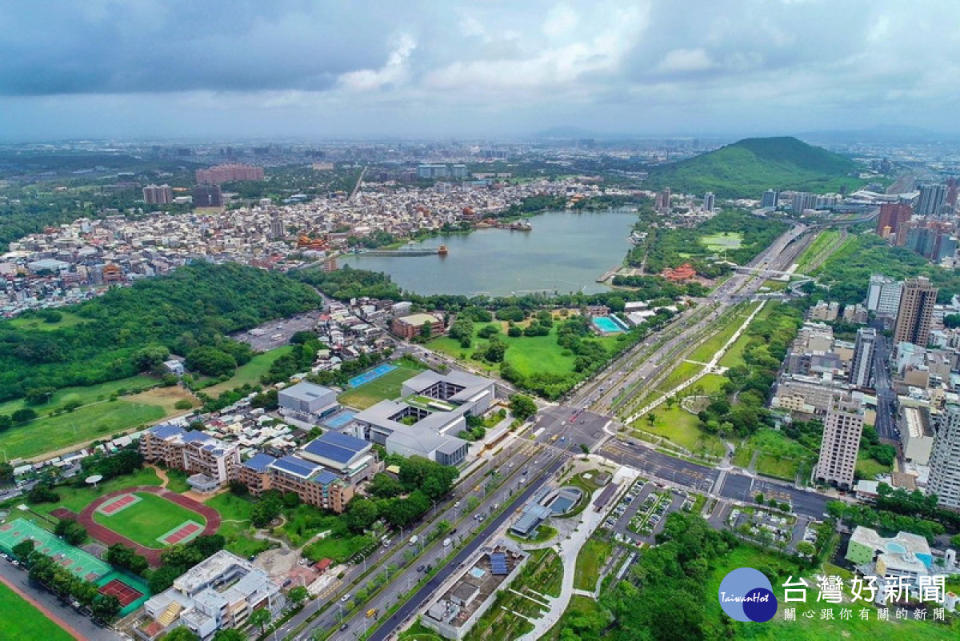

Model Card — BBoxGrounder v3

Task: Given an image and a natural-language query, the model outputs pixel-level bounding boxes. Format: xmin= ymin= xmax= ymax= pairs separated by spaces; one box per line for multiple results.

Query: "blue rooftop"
xmin=302 ymin=431 xmax=368 ymax=464
xmin=150 ymin=424 xmax=184 ymax=439
xmin=271 ymin=455 xmax=320 ymax=478
xmin=243 ymin=453 xmax=276 ymax=472
xmin=182 ymin=431 xmax=212 ymax=444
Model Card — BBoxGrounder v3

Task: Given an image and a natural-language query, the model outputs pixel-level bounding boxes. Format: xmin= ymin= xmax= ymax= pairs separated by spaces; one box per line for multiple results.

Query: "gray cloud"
xmin=1 ymin=0 xmax=959 ymax=138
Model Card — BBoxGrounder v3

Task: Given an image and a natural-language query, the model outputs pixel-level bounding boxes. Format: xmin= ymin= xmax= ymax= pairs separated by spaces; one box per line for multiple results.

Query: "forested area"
xmin=627 ymin=208 xmax=789 ymax=275
xmin=0 ymin=262 xmax=321 ymax=401
xmin=814 ymin=233 xmax=960 ymax=304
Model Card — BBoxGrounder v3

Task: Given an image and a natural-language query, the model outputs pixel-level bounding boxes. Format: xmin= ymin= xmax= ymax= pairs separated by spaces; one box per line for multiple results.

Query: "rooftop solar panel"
xmin=490 ymin=553 xmax=508 ymax=575
xmin=271 ymin=455 xmax=320 ymax=478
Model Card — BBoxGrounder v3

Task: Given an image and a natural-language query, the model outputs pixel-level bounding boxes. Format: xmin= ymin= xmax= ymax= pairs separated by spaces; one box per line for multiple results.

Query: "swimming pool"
xmin=592 ymin=315 xmax=626 ymax=333
xmin=323 ymin=410 xmax=356 ymax=429
xmin=347 ymin=363 xmax=397 ymax=388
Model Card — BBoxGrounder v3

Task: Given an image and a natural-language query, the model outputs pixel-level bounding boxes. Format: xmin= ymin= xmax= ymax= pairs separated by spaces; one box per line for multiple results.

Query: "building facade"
xmin=392 ymin=313 xmax=443 ymax=339
xmin=814 ymin=395 xmax=864 ymax=490
xmin=929 ymin=403 xmax=960 ymax=510
xmin=850 ymin=327 xmax=877 ymax=388
xmin=894 ymin=277 xmax=938 ymax=347
xmin=140 ymin=425 xmax=240 ymax=489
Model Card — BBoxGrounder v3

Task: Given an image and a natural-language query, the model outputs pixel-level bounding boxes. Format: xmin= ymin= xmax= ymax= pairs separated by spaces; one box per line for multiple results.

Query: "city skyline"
xmin=2 ymin=1 xmax=960 ymax=140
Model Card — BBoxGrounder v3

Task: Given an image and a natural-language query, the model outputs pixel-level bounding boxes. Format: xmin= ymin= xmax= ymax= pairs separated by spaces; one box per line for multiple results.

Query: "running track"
xmin=76 ymin=486 xmax=220 ymax=566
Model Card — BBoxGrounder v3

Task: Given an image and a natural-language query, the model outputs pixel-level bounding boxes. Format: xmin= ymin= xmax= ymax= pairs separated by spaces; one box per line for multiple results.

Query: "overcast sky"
xmin=1 ymin=0 xmax=958 ymax=141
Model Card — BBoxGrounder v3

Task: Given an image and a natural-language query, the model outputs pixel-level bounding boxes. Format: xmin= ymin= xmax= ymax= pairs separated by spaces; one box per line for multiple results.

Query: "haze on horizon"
xmin=1 ymin=0 xmax=959 ymax=142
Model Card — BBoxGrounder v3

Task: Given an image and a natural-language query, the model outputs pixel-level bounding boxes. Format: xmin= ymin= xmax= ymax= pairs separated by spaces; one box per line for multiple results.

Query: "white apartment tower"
xmin=929 ymin=404 xmax=960 ymax=510
xmin=850 ymin=327 xmax=877 ymax=388
xmin=815 ymin=395 xmax=864 ymax=490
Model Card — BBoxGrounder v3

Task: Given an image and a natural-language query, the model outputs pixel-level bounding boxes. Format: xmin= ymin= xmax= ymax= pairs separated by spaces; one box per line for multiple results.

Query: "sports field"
xmin=338 ymin=362 xmax=425 ymax=409
xmin=0 ymin=580 xmax=78 ymax=641
xmin=92 ymin=492 xmax=207 ymax=548
xmin=0 ymin=519 xmax=110 ymax=581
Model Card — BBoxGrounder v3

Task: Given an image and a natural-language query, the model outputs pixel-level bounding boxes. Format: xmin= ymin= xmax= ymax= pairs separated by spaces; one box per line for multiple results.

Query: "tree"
xmin=250 ymin=607 xmax=272 ymax=634
xmin=646 ymin=413 xmax=657 ymax=426
xmin=159 ymin=627 xmax=200 ymax=641
xmin=24 ymin=386 xmax=56 ymax=405
xmin=131 ymin=345 xmax=170 ymax=372
xmin=185 ymin=346 xmax=237 ymax=377
xmin=345 ymin=498 xmax=379 ymax=533
xmin=420 ymin=321 xmax=433 ymax=339
xmin=212 ymin=630 xmax=245 ymax=641
xmin=11 ymin=408 xmax=37 ymax=424
xmin=106 ymin=543 xmax=149 ymax=575
xmin=91 ymin=593 xmax=121 ymax=622
xmin=54 ymin=518 xmax=87 ymax=545
xmin=0 ymin=461 xmax=13 ymax=485
xmin=12 ymin=539 xmax=35 ymax=562
xmin=149 ymin=564 xmax=186 ymax=594
xmin=796 ymin=541 xmax=815 ymax=556
xmin=288 ymin=585 xmax=309 ymax=606
xmin=755 ymin=493 xmax=765 ymax=505
xmin=509 ymin=394 xmax=537 ymax=421
xmin=944 ymin=313 xmax=960 ymax=329
xmin=27 ymin=484 xmax=59 ymax=504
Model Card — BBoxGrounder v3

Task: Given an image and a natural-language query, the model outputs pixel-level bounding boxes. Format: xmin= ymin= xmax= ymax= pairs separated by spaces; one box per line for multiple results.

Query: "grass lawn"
xmin=0 ymin=581 xmax=77 ymax=641
xmin=0 ymin=399 xmax=165 ymax=460
xmin=794 ymin=229 xmax=841 ymax=274
xmin=338 ymin=362 xmax=426 ymax=409
xmin=704 ymin=545 xmax=959 ymax=640
xmin=125 ymin=386 xmax=198 ymax=414
xmin=635 ymin=406 xmax=726 ymax=457
xmin=573 ymin=538 xmax=612 ymax=591
xmin=735 ymin=429 xmax=816 ymax=481
xmin=26 ymin=466 xmax=163 ymax=518
xmin=855 ymin=454 xmax=891 ymax=479
xmin=93 ymin=491 xmax=206 ymax=548
xmin=700 ymin=231 xmax=744 ymax=250
xmin=5 ymin=310 xmax=90 ymax=333
xmin=302 ymin=533 xmax=375 ymax=564
xmin=688 ymin=303 xmax=757 ymax=363
xmin=164 ymin=468 xmax=192 ymax=493
xmin=204 ymin=492 xmax=273 ymax=558
xmin=428 ymin=324 xmax=621 ymax=379
xmin=203 ymin=345 xmax=294 ymax=396
xmin=0 ymin=375 xmax=160 ymax=417
xmin=718 ymin=303 xmax=779 ymax=368
xmin=508 ymin=524 xmax=558 ymax=544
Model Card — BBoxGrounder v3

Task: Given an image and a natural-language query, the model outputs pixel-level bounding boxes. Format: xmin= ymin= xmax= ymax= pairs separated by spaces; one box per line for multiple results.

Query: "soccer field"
xmin=338 ymin=363 xmax=425 ymax=409
xmin=93 ymin=492 xmax=206 ymax=548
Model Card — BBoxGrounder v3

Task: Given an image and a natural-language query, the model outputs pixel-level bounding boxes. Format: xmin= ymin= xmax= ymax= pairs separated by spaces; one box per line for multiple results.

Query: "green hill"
xmin=645 ymin=136 xmax=862 ymax=198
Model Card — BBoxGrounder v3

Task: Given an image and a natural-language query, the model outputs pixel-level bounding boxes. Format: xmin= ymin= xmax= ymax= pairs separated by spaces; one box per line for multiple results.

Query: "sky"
xmin=1 ymin=0 xmax=959 ymax=141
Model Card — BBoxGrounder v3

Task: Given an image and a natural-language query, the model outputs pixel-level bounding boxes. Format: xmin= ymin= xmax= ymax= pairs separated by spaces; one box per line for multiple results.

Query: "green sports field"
xmin=0 ymin=581 xmax=77 ymax=641
xmin=93 ymin=492 xmax=206 ymax=548
xmin=338 ymin=362 xmax=426 ymax=409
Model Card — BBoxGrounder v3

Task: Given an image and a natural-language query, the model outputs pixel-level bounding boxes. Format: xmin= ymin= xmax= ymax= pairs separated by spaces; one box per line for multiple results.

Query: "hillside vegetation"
xmin=645 ymin=136 xmax=862 ymax=197
xmin=0 ymin=262 xmax=321 ymax=401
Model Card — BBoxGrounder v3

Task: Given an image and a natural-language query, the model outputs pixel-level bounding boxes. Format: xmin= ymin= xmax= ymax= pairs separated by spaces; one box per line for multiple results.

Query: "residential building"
xmin=867 ymin=274 xmax=903 ymax=318
xmin=140 ymin=425 xmax=240 ymax=491
xmin=791 ymin=192 xmax=816 ymax=213
xmin=702 ymin=191 xmax=715 ymax=212
xmin=850 ymin=327 xmax=877 ymax=388
xmin=929 ymin=403 xmax=960 ymax=510
xmin=814 ymin=395 xmax=864 ymax=490
xmin=772 ymin=374 xmax=851 ymax=417
xmin=142 ymin=550 xmax=283 ymax=640
xmin=760 ymin=189 xmax=778 ymax=209
xmin=192 ymin=184 xmax=223 ymax=207
xmin=894 ymin=277 xmax=938 ymax=347
xmin=392 ymin=312 xmax=443 ymax=339
xmin=422 ymin=545 xmax=529 ymax=640
xmin=902 ymin=406 xmax=934 ymax=464
xmin=875 ymin=202 xmax=913 ymax=236
xmin=278 ymin=381 xmax=339 ymax=424
xmin=143 ymin=184 xmax=173 ymax=205
xmin=265 ymin=455 xmax=354 ymax=512
xmin=196 ymin=164 xmax=264 ymax=185
xmin=655 ymin=188 xmax=671 ymax=212
xmin=299 ymin=430 xmax=380 ymax=484
xmin=916 ymin=183 xmax=947 ymax=216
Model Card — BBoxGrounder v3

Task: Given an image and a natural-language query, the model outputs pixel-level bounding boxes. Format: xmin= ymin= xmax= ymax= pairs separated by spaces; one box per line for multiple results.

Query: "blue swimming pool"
xmin=323 ymin=410 xmax=356 ymax=428
xmin=592 ymin=315 xmax=626 ymax=333
xmin=347 ymin=363 xmax=397 ymax=388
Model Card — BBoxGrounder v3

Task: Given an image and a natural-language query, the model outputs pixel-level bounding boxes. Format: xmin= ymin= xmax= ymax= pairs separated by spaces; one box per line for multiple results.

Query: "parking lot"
xmin=603 ymin=479 xmax=695 ymax=546
xmin=232 ymin=310 xmax=324 ymax=351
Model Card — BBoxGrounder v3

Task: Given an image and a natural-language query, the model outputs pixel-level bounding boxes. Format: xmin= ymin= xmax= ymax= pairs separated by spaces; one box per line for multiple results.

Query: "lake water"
xmin=341 ymin=209 xmax=636 ymax=296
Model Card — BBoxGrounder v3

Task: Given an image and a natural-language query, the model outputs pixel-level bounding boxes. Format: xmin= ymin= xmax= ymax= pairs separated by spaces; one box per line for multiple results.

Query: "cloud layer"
xmin=1 ymin=0 xmax=958 ymax=139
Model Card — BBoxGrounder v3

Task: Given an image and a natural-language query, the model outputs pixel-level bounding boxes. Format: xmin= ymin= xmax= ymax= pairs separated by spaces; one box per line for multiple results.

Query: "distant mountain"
xmin=644 ymin=136 xmax=862 ymax=198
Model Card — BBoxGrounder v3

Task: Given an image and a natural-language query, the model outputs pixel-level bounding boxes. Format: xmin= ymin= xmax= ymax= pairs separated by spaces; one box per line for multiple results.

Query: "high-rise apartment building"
xmin=875 ymin=202 xmax=913 ymax=236
xmin=928 ymin=404 xmax=960 ymax=509
xmin=894 ymin=277 xmax=938 ymax=347
xmin=867 ymin=274 xmax=903 ymax=318
xmin=850 ymin=327 xmax=877 ymax=388
xmin=791 ymin=192 xmax=816 ymax=213
xmin=656 ymin=188 xmax=671 ymax=212
xmin=142 ymin=184 xmax=173 ymax=205
xmin=760 ymin=189 xmax=778 ymax=209
xmin=815 ymin=395 xmax=865 ymax=490
xmin=195 ymin=163 xmax=264 ymax=185
xmin=269 ymin=212 xmax=285 ymax=240
xmin=916 ymin=183 xmax=947 ymax=216
xmin=192 ymin=184 xmax=223 ymax=207
xmin=702 ymin=192 xmax=715 ymax=212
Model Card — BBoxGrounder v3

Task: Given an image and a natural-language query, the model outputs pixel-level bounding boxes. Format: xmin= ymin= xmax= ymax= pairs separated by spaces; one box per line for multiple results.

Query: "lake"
xmin=341 ymin=209 xmax=636 ymax=296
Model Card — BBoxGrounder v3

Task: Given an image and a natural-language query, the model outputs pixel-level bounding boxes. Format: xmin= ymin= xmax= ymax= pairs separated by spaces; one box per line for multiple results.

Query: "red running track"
xmin=76 ymin=485 xmax=220 ymax=566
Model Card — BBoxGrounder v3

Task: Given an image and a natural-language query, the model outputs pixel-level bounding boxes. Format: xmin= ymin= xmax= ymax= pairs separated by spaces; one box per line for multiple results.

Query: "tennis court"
xmin=97 ymin=493 xmax=141 ymax=515
xmin=158 ymin=520 xmax=203 ymax=545
xmin=347 ymin=363 xmax=397 ymax=388
xmin=98 ymin=578 xmax=143 ymax=607
xmin=96 ymin=570 xmax=151 ymax=616
xmin=0 ymin=519 xmax=111 ymax=581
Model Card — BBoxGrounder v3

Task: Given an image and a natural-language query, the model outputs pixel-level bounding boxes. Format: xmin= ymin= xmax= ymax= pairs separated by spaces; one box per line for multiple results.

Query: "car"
xmin=416 ymin=565 xmax=425 ymax=572
xmin=339 ymin=624 xmax=349 ymax=631
xmin=341 ymin=594 xmax=351 ymax=603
